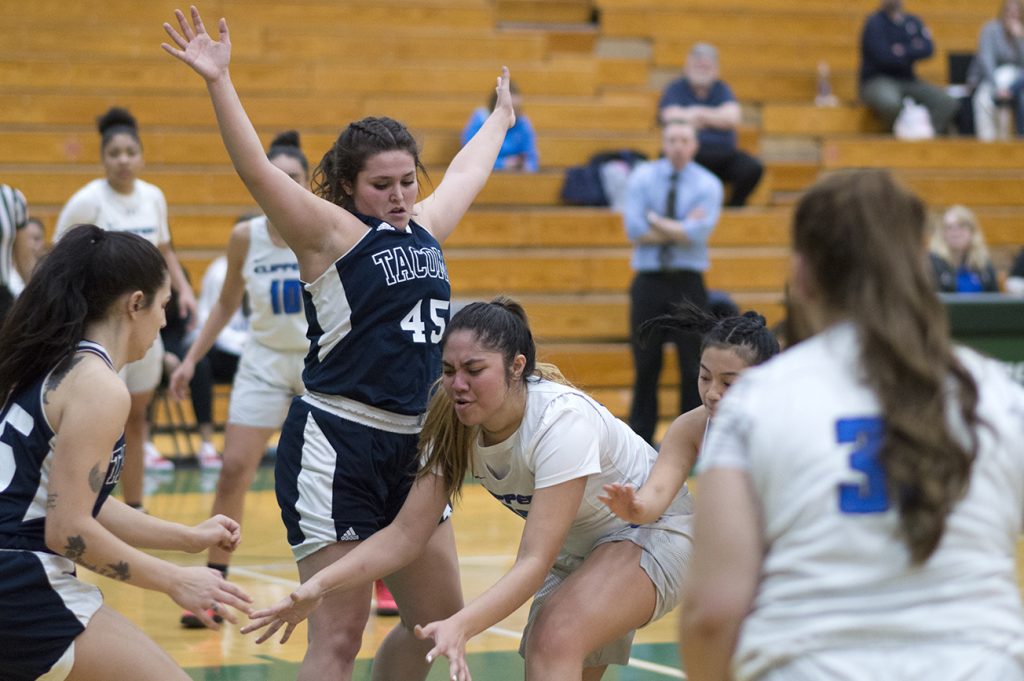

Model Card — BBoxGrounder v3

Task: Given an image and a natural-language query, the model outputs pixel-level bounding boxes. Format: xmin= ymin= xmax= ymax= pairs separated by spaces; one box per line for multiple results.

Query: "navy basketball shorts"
xmin=276 ymin=394 xmax=429 ymax=561
xmin=0 ymin=549 xmax=103 ymax=681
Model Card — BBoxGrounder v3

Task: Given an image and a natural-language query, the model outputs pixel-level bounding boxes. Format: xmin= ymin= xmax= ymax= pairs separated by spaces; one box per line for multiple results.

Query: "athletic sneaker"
xmin=197 ymin=441 xmax=223 ymax=470
xmin=374 ymin=579 xmax=399 ymax=616
xmin=143 ymin=441 xmax=175 ymax=471
xmin=180 ymin=608 xmax=224 ymax=629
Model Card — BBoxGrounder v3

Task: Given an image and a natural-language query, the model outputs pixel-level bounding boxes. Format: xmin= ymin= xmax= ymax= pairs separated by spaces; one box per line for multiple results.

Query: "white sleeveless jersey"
xmin=700 ymin=322 xmax=1024 ymax=680
xmin=54 ymin=178 xmax=170 ymax=246
xmin=242 ymin=216 xmax=308 ymax=352
xmin=472 ymin=379 xmax=694 ymax=560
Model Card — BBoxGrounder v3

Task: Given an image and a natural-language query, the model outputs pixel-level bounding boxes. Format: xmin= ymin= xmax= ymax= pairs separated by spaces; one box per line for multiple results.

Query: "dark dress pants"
xmin=628 ymin=270 xmax=707 ymax=444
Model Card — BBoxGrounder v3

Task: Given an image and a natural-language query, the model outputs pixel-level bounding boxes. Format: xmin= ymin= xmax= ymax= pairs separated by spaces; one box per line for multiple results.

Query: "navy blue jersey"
xmin=301 ymin=214 xmax=451 ymax=415
xmin=0 ymin=341 xmax=125 ymax=552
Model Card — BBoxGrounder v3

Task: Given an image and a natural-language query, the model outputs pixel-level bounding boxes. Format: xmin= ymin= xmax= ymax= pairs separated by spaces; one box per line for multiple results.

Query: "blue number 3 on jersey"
xmin=837 ymin=417 xmax=890 ymax=514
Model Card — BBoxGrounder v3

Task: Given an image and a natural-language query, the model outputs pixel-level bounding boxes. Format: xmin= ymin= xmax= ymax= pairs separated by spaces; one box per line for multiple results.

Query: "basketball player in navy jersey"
xmin=0 ymin=225 xmax=251 ymax=681
xmin=163 ymin=7 xmax=516 ymax=679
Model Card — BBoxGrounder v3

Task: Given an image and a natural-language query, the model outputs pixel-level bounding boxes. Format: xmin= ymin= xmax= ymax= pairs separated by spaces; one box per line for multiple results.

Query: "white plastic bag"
xmin=893 ymin=97 xmax=935 ymax=140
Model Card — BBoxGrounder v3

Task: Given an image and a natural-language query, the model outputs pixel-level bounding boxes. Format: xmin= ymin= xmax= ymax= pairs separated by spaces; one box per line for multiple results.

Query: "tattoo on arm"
xmin=88 ymin=463 xmax=105 ymax=493
xmin=63 ymin=535 xmax=86 ymax=561
xmin=62 ymin=535 xmax=133 ymax=582
xmin=46 ymin=494 xmax=58 ymax=510
xmin=99 ymin=561 xmax=132 ymax=582
xmin=43 ymin=355 xmax=85 ymax=405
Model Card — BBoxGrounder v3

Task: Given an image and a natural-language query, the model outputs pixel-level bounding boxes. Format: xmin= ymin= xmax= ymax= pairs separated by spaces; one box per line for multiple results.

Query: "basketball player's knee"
xmin=310 ymin=618 xmax=365 ymax=661
xmin=217 ymin=454 xmax=250 ymax=486
xmin=525 ymin=608 xmax=583 ymax=661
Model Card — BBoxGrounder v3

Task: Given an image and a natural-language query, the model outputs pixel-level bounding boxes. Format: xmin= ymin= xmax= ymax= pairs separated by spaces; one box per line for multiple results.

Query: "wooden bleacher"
xmin=4 ymin=0 xmax=1022 ymax=432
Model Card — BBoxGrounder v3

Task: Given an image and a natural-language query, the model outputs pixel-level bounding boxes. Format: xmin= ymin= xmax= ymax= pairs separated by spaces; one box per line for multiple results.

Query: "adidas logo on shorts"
xmin=340 ymin=527 xmax=360 ymax=541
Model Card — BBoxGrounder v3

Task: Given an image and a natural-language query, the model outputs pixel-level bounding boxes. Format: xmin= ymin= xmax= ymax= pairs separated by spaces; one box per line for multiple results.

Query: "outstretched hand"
xmin=415 ymin=618 xmax=473 ymax=681
xmin=598 ymin=482 xmax=646 ymax=523
xmin=168 ymin=565 xmax=253 ymax=630
xmin=161 ymin=6 xmax=232 ymax=83
xmin=492 ymin=66 xmax=516 ymax=129
xmin=240 ymin=581 xmax=324 ymax=644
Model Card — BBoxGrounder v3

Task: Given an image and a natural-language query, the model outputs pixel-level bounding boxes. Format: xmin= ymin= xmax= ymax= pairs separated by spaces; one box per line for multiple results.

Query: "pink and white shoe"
xmin=197 ymin=442 xmax=222 ymax=470
xmin=143 ymin=442 xmax=175 ymax=471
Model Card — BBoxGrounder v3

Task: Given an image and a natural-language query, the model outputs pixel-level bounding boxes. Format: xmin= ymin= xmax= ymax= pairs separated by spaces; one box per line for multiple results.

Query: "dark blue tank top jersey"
xmin=0 ymin=341 xmax=124 ymax=681
xmin=300 ymin=213 xmax=451 ymax=415
xmin=0 ymin=341 xmax=124 ymax=552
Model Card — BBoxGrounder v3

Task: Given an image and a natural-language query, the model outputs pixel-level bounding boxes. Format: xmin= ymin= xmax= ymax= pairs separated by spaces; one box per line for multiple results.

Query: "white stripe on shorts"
xmin=294 ymin=412 xmax=342 ymax=554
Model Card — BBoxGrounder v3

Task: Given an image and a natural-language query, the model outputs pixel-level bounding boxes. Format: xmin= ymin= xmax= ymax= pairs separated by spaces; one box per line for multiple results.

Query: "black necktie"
xmin=659 ymin=171 xmax=678 ymax=270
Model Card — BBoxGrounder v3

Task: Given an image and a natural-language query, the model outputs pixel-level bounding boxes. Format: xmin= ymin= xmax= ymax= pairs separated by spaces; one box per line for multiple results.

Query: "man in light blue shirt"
xmin=623 ymin=121 xmax=723 ymax=444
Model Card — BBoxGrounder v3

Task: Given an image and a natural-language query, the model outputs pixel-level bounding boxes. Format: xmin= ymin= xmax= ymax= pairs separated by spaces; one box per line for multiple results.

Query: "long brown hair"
xmin=0 ymin=225 xmax=167 ymax=404
xmin=793 ymin=170 xmax=981 ymax=563
xmin=417 ymin=296 xmax=571 ymax=502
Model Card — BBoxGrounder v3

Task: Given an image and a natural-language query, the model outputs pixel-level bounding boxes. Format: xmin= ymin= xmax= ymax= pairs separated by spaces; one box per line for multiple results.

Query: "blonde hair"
xmin=416 ymin=297 xmax=572 ymax=502
xmin=929 ymin=204 xmax=991 ymax=271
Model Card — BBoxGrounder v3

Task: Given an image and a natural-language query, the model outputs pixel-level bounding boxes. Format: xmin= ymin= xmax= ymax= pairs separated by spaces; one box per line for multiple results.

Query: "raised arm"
xmin=414 ymin=67 xmax=516 ymax=243
xmin=414 ymin=477 xmax=585 ymax=681
xmin=161 ymin=7 xmax=362 ymax=279
xmin=45 ymin=362 xmax=251 ymax=629
xmin=241 ymin=470 xmax=451 ymax=643
xmin=600 ymin=406 xmax=704 ymax=524
xmin=169 ymin=222 xmax=249 ymax=400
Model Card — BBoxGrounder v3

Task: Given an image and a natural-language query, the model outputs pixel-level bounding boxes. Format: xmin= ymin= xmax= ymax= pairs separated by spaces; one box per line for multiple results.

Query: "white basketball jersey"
xmin=243 ymin=216 xmax=308 ymax=352
xmin=700 ymin=322 xmax=1024 ymax=680
xmin=472 ymin=379 xmax=694 ymax=560
xmin=54 ymin=178 xmax=170 ymax=246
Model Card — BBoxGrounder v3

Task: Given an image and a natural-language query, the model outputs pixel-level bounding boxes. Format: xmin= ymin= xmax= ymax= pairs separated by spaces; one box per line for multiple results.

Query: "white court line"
xmin=235 ymin=567 xmax=686 ymax=679
xmin=230 ymin=566 xmax=302 ymax=589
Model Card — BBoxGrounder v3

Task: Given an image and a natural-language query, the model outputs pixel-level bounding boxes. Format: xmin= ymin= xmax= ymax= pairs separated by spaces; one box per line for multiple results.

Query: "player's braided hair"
xmin=641 ymin=301 xmax=779 ymax=367
xmin=311 ymin=116 xmax=427 ymax=210
xmin=793 ymin=169 xmax=982 ymax=564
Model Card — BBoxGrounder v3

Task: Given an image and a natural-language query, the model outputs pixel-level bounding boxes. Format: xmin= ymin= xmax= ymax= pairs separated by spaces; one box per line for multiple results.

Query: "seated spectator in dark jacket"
xmin=658 ymin=42 xmax=763 ymax=207
xmin=928 ymin=205 xmax=1000 ymax=293
xmin=1006 ymin=246 xmax=1024 ymax=295
xmin=859 ymin=0 xmax=959 ymax=133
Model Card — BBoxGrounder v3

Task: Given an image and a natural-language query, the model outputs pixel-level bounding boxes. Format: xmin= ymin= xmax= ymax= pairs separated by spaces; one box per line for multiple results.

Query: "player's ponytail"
xmin=0 ymin=225 xmax=167 ymax=404
xmin=792 ymin=170 xmax=981 ymax=563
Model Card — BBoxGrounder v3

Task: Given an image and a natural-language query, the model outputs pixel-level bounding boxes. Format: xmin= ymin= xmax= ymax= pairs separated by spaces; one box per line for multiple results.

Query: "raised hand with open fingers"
xmin=161 ymin=6 xmax=232 ymax=83
xmin=415 ymin=618 xmax=473 ymax=681
xmin=598 ymin=482 xmax=646 ymax=523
